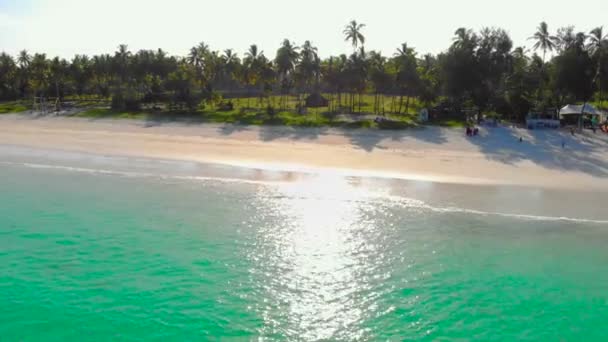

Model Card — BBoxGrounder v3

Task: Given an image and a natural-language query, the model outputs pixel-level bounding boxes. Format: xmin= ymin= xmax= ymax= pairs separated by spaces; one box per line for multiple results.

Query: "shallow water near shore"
xmin=2 ymin=150 xmax=608 ymax=340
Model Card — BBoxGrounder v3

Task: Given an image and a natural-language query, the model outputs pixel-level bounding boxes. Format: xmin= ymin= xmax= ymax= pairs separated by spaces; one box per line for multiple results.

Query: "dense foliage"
xmin=0 ymin=21 xmax=606 ymax=120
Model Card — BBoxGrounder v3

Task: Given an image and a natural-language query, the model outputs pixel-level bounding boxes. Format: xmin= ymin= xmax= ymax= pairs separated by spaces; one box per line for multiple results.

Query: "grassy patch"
xmin=64 ymin=95 xmax=429 ymax=130
xmin=431 ymin=119 xmax=466 ymax=128
xmin=0 ymin=102 xmax=28 ymax=114
xmin=77 ymin=108 xmax=147 ymax=119
xmin=74 ymin=105 xmax=424 ymax=130
xmin=217 ymin=94 xmax=425 ymax=117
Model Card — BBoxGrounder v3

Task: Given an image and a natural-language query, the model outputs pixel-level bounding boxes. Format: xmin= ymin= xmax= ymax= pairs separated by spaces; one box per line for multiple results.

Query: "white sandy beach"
xmin=1 ymin=113 xmax=608 ymax=190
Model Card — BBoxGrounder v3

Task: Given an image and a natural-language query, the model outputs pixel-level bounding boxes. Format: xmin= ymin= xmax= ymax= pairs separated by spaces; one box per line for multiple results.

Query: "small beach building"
xmin=559 ymin=104 xmax=602 ymax=127
xmin=526 ymin=109 xmax=560 ymax=129
xmin=305 ymin=93 xmax=329 ymax=108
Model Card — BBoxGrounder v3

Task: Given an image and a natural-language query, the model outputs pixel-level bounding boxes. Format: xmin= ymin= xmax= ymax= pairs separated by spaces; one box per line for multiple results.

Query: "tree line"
xmin=0 ymin=21 xmax=606 ymax=120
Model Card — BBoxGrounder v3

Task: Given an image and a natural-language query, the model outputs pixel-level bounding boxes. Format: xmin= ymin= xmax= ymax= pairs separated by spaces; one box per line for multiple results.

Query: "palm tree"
xmin=243 ymin=45 xmax=264 ymax=106
xmin=345 ymin=50 xmax=368 ymax=112
xmin=556 ymin=26 xmax=576 ymax=52
xmin=16 ymin=50 xmax=32 ymax=98
xmin=529 ymin=22 xmax=557 ymax=65
xmin=0 ymin=53 xmax=17 ymax=100
xmin=30 ymin=53 xmax=50 ymax=98
xmin=529 ymin=22 xmax=557 ymax=107
xmin=394 ymin=43 xmax=415 ymax=58
xmin=574 ymin=32 xmax=588 ymax=51
xmin=114 ymin=44 xmax=132 ymax=84
xmin=589 ymin=26 xmax=608 ymax=108
xmin=294 ymin=40 xmax=320 ymax=108
xmin=92 ymin=54 xmax=112 ymax=97
xmin=343 ymin=20 xmax=365 ymax=51
xmin=187 ymin=46 xmax=203 ymax=68
xmin=394 ymin=43 xmax=418 ymax=114
xmin=275 ymin=39 xmax=300 ymax=109
xmin=275 ymin=39 xmax=299 ymax=76
xmin=452 ymin=28 xmax=478 ymax=50
xmin=368 ymin=51 xmax=390 ymax=114
xmin=222 ymin=49 xmax=239 ymax=70
xmin=245 ymin=44 xmax=262 ymax=62
xmin=49 ymin=57 xmax=66 ymax=105
xmin=187 ymin=42 xmax=210 ymax=81
xmin=17 ymin=50 xmax=32 ymax=69
xmin=221 ymin=49 xmax=241 ymax=92
xmin=297 ymin=41 xmax=319 ymax=88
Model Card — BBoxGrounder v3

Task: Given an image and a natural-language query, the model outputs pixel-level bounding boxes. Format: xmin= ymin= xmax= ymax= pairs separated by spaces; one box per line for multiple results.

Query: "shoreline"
xmin=1 ymin=113 xmax=608 ymax=190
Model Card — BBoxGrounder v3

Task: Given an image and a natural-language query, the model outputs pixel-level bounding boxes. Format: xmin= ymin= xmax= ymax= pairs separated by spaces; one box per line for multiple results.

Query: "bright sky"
xmin=1 ymin=0 xmax=607 ymax=59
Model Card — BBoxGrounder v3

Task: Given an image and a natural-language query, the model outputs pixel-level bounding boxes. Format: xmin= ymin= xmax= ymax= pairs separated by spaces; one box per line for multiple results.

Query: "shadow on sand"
xmin=49 ymin=108 xmax=608 ymax=179
xmin=467 ymin=126 xmax=608 ymax=178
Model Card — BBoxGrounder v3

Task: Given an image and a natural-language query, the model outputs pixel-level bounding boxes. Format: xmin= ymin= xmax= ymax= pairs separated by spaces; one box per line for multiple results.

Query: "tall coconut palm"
xmin=222 ymin=49 xmax=241 ymax=89
xmin=343 ymin=20 xmax=366 ymax=51
xmin=0 ymin=53 xmax=17 ymax=100
xmin=0 ymin=53 xmax=15 ymax=71
xmin=245 ymin=44 xmax=262 ymax=62
xmin=345 ymin=50 xmax=368 ymax=112
xmin=574 ymin=32 xmax=588 ymax=51
xmin=296 ymin=40 xmax=320 ymax=104
xmin=114 ymin=44 xmax=132 ymax=85
xmin=92 ymin=54 xmax=112 ymax=97
xmin=274 ymin=39 xmax=299 ymax=108
xmin=15 ymin=50 xmax=32 ymax=98
xmin=394 ymin=43 xmax=415 ymax=58
xmin=556 ymin=26 xmax=576 ymax=52
xmin=275 ymin=39 xmax=299 ymax=76
xmin=29 ymin=53 xmax=50 ymax=97
xmin=393 ymin=43 xmax=418 ymax=114
xmin=187 ymin=42 xmax=209 ymax=74
xmin=115 ymin=44 xmax=131 ymax=65
xmin=368 ymin=51 xmax=390 ymax=114
xmin=243 ymin=45 xmax=264 ymax=106
xmin=529 ymin=22 xmax=557 ymax=64
xmin=529 ymin=22 xmax=557 ymax=107
xmin=589 ymin=26 xmax=607 ymax=108
xmin=222 ymin=49 xmax=239 ymax=69
xmin=452 ymin=28 xmax=478 ymax=50
xmin=588 ymin=26 xmax=607 ymax=54
xmin=49 ymin=57 xmax=66 ymax=103
xmin=187 ymin=47 xmax=203 ymax=68
xmin=17 ymin=50 xmax=31 ymax=69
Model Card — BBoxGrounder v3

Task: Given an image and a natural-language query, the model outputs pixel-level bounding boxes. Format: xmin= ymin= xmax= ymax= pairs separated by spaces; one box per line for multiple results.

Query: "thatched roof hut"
xmin=305 ymin=93 xmax=329 ymax=108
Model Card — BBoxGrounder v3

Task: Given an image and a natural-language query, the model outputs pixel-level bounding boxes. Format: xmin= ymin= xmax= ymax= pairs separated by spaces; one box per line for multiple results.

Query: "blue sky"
xmin=1 ymin=0 xmax=607 ymax=59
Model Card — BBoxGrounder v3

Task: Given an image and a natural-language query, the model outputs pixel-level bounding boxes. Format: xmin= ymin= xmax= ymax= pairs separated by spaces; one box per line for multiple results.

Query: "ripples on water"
xmin=2 ymin=163 xmax=608 ymax=340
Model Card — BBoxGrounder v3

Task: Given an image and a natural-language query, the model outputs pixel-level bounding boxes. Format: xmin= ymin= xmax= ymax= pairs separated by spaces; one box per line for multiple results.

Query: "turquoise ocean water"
xmin=1 ymin=147 xmax=608 ymax=341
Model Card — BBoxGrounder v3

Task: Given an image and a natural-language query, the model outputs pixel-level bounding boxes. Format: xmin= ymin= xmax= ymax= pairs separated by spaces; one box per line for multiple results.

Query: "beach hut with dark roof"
xmin=305 ymin=93 xmax=329 ymax=108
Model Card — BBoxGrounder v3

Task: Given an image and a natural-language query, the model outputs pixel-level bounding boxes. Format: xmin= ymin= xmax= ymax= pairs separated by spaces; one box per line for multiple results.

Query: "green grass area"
xmin=77 ymin=105 xmax=418 ymax=130
xmin=0 ymin=102 xmax=29 ymax=114
xmin=222 ymin=94 xmax=423 ymax=115
xmin=19 ymin=93 xmax=424 ymax=129
xmin=77 ymin=108 xmax=146 ymax=119
xmin=432 ymin=119 xmax=466 ymax=128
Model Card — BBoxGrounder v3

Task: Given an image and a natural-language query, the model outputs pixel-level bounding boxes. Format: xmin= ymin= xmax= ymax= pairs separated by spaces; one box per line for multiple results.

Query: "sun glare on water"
xmin=245 ymin=174 xmax=394 ymax=339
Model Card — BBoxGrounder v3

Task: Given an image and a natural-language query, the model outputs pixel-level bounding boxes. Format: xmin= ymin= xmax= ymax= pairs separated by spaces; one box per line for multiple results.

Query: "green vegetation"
xmin=0 ymin=101 xmax=28 ymax=114
xmin=77 ymin=108 xmax=145 ymax=119
xmin=432 ymin=119 xmax=466 ymax=128
xmin=0 ymin=21 xmax=606 ymax=128
xmin=77 ymin=99 xmax=417 ymax=129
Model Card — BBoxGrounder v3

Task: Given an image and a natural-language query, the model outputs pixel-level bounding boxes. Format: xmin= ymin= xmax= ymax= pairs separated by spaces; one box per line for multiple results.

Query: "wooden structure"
xmin=305 ymin=93 xmax=329 ymax=108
